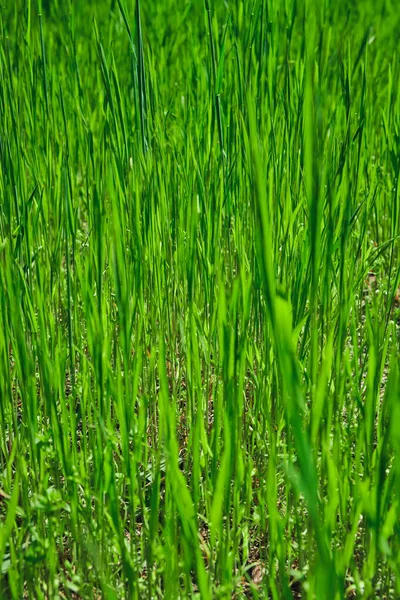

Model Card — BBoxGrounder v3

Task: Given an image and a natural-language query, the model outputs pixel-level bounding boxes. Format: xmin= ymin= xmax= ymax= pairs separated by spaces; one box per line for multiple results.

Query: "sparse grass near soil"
xmin=0 ymin=0 xmax=400 ymax=598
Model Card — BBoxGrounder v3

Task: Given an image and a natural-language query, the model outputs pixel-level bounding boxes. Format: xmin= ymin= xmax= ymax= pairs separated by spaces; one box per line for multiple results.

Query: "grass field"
xmin=1 ymin=0 xmax=400 ymax=598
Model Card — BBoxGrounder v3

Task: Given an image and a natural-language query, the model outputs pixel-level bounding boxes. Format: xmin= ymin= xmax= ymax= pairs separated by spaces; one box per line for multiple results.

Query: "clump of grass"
xmin=0 ymin=0 xmax=399 ymax=598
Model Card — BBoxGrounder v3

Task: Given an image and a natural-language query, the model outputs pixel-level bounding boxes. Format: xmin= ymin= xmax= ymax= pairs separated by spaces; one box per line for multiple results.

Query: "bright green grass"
xmin=0 ymin=0 xmax=400 ymax=598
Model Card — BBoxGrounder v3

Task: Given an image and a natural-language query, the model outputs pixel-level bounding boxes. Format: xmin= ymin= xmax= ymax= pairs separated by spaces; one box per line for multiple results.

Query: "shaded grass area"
xmin=0 ymin=0 xmax=400 ymax=597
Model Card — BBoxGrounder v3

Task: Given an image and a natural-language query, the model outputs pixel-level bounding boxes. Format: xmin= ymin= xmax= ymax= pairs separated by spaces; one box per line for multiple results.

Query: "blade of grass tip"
xmin=246 ymin=92 xmax=276 ymax=317
xmin=205 ymin=1 xmax=226 ymax=164
xmin=116 ymin=0 xmax=141 ymax=149
xmin=116 ymin=0 xmax=133 ymax=40
xmin=24 ymin=0 xmax=32 ymax=45
xmin=111 ymin=59 xmax=129 ymax=165
xmin=136 ymin=0 xmax=147 ymax=153
xmin=303 ymin=0 xmax=321 ymax=389
xmin=94 ymin=21 xmax=120 ymax=153
xmin=38 ymin=9 xmax=49 ymax=116
xmin=204 ymin=0 xmax=217 ymax=89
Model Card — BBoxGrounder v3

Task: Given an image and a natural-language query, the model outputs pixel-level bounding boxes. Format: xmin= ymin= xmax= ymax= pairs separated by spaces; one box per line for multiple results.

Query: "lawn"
xmin=0 ymin=0 xmax=400 ymax=598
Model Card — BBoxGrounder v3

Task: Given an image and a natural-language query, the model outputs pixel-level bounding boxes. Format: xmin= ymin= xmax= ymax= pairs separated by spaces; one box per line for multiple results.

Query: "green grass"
xmin=1 ymin=0 xmax=400 ymax=597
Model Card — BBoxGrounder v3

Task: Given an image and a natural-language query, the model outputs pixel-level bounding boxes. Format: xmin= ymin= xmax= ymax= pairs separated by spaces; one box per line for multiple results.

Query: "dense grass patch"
xmin=1 ymin=0 xmax=400 ymax=597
